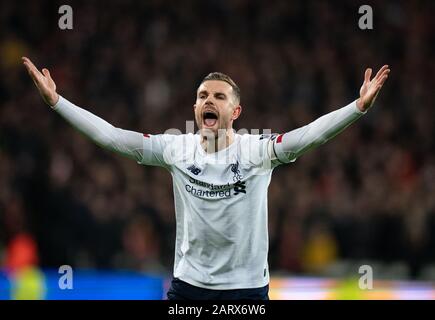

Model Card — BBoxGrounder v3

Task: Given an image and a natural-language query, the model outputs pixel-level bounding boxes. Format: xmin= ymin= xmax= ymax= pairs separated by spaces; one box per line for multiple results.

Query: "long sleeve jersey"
xmin=53 ymin=96 xmax=365 ymax=289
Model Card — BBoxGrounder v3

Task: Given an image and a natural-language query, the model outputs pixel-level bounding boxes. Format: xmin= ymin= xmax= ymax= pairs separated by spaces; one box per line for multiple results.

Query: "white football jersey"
xmin=139 ymin=132 xmax=278 ymax=289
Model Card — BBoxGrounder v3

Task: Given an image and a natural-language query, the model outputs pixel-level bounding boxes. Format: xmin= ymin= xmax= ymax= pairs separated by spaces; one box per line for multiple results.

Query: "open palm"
xmin=22 ymin=57 xmax=59 ymax=107
xmin=357 ymin=65 xmax=390 ymax=112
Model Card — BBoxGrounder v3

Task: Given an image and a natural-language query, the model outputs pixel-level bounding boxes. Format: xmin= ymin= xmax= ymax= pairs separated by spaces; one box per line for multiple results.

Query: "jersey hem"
xmin=177 ymin=275 xmax=269 ymax=290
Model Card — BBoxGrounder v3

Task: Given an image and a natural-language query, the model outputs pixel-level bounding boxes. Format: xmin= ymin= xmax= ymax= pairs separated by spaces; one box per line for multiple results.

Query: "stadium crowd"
xmin=0 ymin=0 xmax=434 ymax=279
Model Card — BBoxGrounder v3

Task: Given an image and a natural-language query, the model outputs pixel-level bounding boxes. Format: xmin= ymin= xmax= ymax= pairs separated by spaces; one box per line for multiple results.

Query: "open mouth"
xmin=203 ymin=110 xmax=218 ymax=127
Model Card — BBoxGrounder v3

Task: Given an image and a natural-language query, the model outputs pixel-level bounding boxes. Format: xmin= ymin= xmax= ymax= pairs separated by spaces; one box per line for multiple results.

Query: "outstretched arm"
xmin=272 ymin=65 xmax=390 ymax=163
xmin=22 ymin=57 xmax=144 ymax=162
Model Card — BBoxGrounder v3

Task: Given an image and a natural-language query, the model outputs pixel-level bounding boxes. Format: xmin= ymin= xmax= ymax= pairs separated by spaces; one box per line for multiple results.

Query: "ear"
xmin=193 ymin=104 xmax=196 ymax=111
xmin=232 ymin=105 xmax=242 ymax=120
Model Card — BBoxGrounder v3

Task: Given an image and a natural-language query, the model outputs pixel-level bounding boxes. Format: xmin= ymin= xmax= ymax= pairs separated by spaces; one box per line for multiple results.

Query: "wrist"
xmin=354 ymin=98 xmax=368 ymax=115
xmin=356 ymin=98 xmax=365 ymax=112
xmin=49 ymin=93 xmax=59 ymax=108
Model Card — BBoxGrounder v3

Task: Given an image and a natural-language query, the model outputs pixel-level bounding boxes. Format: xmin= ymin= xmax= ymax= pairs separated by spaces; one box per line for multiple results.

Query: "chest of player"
xmin=172 ymin=160 xmax=251 ymax=200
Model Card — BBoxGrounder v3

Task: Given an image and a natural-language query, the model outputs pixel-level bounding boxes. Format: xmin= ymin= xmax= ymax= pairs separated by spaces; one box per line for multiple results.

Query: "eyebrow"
xmin=198 ymin=90 xmax=227 ymax=98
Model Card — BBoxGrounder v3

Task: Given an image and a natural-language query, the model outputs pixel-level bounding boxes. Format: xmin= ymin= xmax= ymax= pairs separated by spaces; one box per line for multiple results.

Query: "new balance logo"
xmin=187 ymin=165 xmax=201 ymax=175
xmin=233 ymin=180 xmax=246 ymax=195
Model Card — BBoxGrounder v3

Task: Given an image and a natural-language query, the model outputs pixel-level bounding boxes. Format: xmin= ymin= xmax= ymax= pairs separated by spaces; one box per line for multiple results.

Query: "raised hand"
xmin=356 ymin=65 xmax=391 ymax=112
xmin=22 ymin=57 xmax=59 ymax=107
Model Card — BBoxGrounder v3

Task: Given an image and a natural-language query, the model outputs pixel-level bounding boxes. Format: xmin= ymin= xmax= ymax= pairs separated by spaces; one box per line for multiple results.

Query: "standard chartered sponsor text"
xmin=185 ymin=177 xmax=232 ymax=198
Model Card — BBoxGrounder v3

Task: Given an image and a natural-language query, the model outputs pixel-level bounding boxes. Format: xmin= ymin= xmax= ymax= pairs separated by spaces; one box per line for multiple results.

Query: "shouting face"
xmin=194 ymin=80 xmax=241 ymax=138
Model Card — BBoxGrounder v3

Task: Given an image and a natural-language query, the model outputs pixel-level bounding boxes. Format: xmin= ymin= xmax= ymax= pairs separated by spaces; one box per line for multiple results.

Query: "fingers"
xmin=42 ymin=68 xmax=56 ymax=91
xmin=22 ymin=56 xmax=43 ymax=82
xmin=22 ymin=57 xmax=39 ymax=74
xmin=364 ymin=68 xmax=372 ymax=83
xmin=364 ymin=65 xmax=390 ymax=86
xmin=375 ymin=67 xmax=390 ymax=86
xmin=370 ymin=73 xmax=390 ymax=99
xmin=376 ymin=75 xmax=389 ymax=90
xmin=373 ymin=65 xmax=390 ymax=81
xmin=42 ymin=68 xmax=52 ymax=81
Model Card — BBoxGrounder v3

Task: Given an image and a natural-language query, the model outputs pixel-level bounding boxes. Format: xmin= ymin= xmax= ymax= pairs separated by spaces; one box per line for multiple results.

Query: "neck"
xmin=200 ymin=129 xmax=235 ymax=154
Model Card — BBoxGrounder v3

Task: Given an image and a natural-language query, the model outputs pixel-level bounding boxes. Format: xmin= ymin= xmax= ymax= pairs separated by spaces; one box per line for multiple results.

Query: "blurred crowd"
xmin=1 ymin=0 xmax=434 ymax=279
